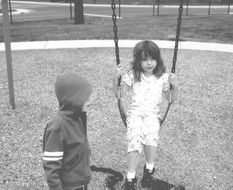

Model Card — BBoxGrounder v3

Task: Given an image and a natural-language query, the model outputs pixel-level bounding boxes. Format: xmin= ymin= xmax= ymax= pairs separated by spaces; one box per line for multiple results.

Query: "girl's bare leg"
xmin=144 ymin=145 xmax=156 ymax=165
xmin=127 ymin=150 xmax=140 ymax=179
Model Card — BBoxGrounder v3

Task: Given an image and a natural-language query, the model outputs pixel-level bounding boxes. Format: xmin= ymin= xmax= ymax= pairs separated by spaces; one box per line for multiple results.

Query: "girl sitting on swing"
xmin=115 ymin=40 xmax=178 ymax=190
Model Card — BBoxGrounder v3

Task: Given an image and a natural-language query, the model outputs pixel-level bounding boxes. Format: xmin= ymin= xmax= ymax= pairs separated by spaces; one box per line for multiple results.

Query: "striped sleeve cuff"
xmin=42 ymin=151 xmax=63 ymax=161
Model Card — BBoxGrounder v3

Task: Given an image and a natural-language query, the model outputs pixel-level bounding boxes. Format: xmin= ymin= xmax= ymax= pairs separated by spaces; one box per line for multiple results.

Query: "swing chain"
xmin=172 ymin=0 xmax=184 ymax=73
xmin=160 ymin=0 xmax=184 ymax=126
xmin=111 ymin=0 xmax=120 ymax=68
xmin=111 ymin=0 xmax=127 ymax=128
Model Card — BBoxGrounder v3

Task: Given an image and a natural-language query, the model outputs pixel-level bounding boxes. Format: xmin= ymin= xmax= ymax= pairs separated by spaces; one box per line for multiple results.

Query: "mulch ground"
xmin=0 ymin=48 xmax=233 ymax=190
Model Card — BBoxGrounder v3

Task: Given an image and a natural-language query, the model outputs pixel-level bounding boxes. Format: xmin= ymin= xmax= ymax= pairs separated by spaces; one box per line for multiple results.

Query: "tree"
xmin=74 ymin=0 xmax=84 ymax=24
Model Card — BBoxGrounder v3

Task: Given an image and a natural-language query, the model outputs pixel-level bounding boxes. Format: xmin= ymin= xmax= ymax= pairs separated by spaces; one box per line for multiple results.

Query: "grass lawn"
xmin=0 ymin=14 xmax=233 ymax=44
xmin=0 ymin=47 xmax=233 ymax=190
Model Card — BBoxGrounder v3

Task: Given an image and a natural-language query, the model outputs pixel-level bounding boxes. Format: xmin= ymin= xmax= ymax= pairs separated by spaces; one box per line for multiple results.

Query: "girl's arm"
xmin=164 ymin=73 xmax=178 ymax=104
xmin=113 ymin=67 xmax=132 ymax=99
xmin=113 ymin=76 xmax=130 ymax=99
xmin=168 ymin=73 xmax=178 ymax=104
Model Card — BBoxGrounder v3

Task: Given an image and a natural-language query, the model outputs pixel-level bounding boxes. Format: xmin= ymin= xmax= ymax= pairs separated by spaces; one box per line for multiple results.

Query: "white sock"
xmin=127 ymin=171 xmax=136 ymax=180
xmin=146 ymin=162 xmax=154 ymax=171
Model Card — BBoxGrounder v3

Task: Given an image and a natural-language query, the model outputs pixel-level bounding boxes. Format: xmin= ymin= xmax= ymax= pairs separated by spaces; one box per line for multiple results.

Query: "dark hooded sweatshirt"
xmin=42 ymin=73 xmax=92 ymax=190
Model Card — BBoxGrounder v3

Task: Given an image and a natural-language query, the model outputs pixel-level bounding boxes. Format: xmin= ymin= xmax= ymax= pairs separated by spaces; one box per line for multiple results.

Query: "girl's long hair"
xmin=131 ymin=40 xmax=166 ymax=82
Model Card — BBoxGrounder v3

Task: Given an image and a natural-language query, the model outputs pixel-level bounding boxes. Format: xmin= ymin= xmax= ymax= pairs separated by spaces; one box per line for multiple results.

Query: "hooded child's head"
xmin=55 ymin=73 xmax=92 ymax=114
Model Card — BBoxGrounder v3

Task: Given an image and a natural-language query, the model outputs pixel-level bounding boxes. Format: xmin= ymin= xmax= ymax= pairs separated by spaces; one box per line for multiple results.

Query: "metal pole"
xmin=208 ymin=0 xmax=211 ymax=15
xmin=118 ymin=0 xmax=121 ymax=18
xmin=186 ymin=0 xmax=189 ymax=15
xmin=2 ymin=0 xmax=16 ymax=109
xmin=153 ymin=0 xmax=155 ymax=16
xmin=227 ymin=0 xmax=231 ymax=14
xmin=69 ymin=0 xmax=73 ymax=19
xmin=157 ymin=0 xmax=160 ymax=16
xmin=8 ymin=0 xmax=13 ymax=24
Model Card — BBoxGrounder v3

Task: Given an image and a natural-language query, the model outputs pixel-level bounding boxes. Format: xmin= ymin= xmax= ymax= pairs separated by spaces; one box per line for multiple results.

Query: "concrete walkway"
xmin=0 ymin=40 xmax=233 ymax=53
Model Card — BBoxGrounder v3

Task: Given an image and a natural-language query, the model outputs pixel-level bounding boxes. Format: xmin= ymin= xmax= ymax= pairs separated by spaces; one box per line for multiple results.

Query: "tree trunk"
xmin=74 ymin=0 xmax=84 ymax=24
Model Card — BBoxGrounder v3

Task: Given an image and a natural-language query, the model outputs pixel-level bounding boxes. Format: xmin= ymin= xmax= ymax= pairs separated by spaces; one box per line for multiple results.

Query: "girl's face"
xmin=141 ymin=57 xmax=157 ymax=76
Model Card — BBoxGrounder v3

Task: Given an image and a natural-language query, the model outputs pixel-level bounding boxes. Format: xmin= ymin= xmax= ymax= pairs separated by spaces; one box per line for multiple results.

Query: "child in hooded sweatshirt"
xmin=42 ymin=73 xmax=93 ymax=190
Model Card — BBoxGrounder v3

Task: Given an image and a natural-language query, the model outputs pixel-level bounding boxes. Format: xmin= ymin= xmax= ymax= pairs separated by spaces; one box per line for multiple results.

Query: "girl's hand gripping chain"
xmin=113 ymin=64 xmax=123 ymax=99
xmin=168 ymin=73 xmax=178 ymax=104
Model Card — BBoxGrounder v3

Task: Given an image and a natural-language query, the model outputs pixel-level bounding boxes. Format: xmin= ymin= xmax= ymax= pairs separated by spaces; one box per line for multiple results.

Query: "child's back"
xmin=42 ymin=73 xmax=92 ymax=190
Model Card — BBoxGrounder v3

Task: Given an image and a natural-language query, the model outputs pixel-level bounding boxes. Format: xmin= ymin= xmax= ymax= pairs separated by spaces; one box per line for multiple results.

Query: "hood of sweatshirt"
xmin=55 ymin=73 xmax=92 ymax=117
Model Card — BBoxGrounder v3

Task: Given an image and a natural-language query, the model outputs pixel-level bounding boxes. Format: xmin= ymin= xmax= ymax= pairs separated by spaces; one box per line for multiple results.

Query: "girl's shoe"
xmin=141 ymin=165 xmax=155 ymax=189
xmin=121 ymin=177 xmax=137 ymax=190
